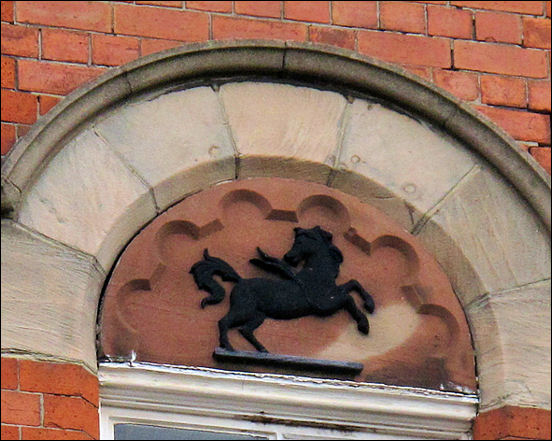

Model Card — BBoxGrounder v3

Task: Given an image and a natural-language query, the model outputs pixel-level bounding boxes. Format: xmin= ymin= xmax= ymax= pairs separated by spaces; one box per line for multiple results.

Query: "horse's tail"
xmin=190 ymin=249 xmax=242 ymax=308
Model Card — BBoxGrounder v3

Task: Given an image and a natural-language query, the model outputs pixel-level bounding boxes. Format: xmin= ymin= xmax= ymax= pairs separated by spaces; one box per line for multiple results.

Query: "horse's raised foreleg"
xmin=239 ymin=312 xmax=268 ymax=352
xmin=340 ymin=279 xmax=375 ymax=313
xmin=344 ymin=295 xmax=369 ymax=335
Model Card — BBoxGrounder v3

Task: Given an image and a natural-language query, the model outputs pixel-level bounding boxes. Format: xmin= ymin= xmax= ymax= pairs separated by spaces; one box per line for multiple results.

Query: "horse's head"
xmin=284 ymin=226 xmax=343 ymax=266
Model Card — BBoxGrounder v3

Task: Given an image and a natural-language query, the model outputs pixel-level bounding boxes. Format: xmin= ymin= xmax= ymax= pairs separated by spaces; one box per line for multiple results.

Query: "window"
xmin=99 ymin=362 xmax=477 ymax=440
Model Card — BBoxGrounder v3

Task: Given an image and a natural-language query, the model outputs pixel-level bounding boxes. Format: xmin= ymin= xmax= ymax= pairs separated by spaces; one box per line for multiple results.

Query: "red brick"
xmin=17 ymin=1 xmax=111 ymax=32
xmin=1 ymin=123 xmax=16 ymax=155
xmin=309 ymin=26 xmax=355 ymax=50
xmin=186 ymin=1 xmax=232 ymax=13
xmin=1 ymin=23 xmax=38 ymax=57
xmin=19 ymin=360 xmax=99 ymax=406
xmin=402 ymin=65 xmax=432 ymax=80
xmin=523 ymin=17 xmax=551 ymax=49
xmin=475 ymin=11 xmax=521 ymax=44
xmin=358 ymin=32 xmax=451 ymax=68
xmin=476 ymin=105 xmax=551 ymax=144
xmin=427 ymin=6 xmax=473 ymax=39
xmin=1 ymin=1 xmax=14 ymax=22
xmin=16 ymin=124 xmax=31 ymax=139
xmin=528 ymin=80 xmax=552 ymax=112
xmin=332 ymin=1 xmax=377 ymax=29
xmin=136 ymin=1 xmax=183 ymax=6
xmin=285 ymin=1 xmax=329 ymax=23
xmin=39 ymin=95 xmax=62 ymax=115
xmin=141 ymin=38 xmax=183 ymax=56
xmin=434 ymin=70 xmax=479 ymax=101
xmin=18 ymin=60 xmax=105 ymax=95
xmin=501 ymin=437 xmax=537 ymax=441
xmin=1 ymin=390 xmax=41 ymax=426
xmin=234 ymin=1 xmax=281 ymax=18
xmin=44 ymin=395 xmax=98 ymax=439
xmin=1 ymin=56 xmax=16 ymax=89
xmin=547 ymin=1 xmax=551 ymax=18
xmin=473 ymin=406 xmax=552 ymax=440
xmin=114 ymin=4 xmax=208 ymax=41
xmin=213 ymin=15 xmax=308 ymax=41
xmin=411 ymin=0 xmax=447 ymax=3
xmin=481 ymin=75 xmax=526 ymax=107
xmin=380 ymin=1 xmax=426 ymax=34
xmin=454 ymin=41 xmax=548 ymax=78
xmin=21 ymin=428 xmax=94 ymax=440
xmin=1 ymin=90 xmax=37 ymax=124
xmin=92 ymin=34 xmax=140 ymax=66
xmin=531 ymin=147 xmax=551 ymax=174
xmin=450 ymin=1 xmax=543 ymax=15
xmin=0 ymin=358 xmax=18 ymax=390
xmin=1 ymin=425 xmax=18 ymax=440
xmin=42 ymin=29 xmax=89 ymax=64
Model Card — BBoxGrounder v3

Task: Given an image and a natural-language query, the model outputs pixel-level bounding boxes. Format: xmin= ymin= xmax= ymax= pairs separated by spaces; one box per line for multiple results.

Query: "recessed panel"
xmin=99 ymin=178 xmax=475 ymax=392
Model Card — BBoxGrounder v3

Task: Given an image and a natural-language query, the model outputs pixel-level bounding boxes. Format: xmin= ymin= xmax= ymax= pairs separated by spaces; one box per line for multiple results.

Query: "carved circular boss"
xmin=100 ymin=178 xmax=475 ymax=392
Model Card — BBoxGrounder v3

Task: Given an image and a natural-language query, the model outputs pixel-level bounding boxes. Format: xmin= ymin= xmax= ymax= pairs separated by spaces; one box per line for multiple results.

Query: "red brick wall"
xmin=1 ymin=357 xmax=99 ymax=440
xmin=473 ymin=406 xmax=552 ymax=440
xmin=0 ymin=1 xmax=550 ymax=172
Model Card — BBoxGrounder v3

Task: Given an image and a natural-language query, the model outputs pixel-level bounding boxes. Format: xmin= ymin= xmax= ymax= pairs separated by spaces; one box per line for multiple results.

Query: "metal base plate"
xmin=213 ymin=348 xmax=364 ymax=376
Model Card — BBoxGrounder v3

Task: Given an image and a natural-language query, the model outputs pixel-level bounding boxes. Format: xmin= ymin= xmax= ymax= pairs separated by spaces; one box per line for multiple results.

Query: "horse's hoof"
xmin=358 ymin=322 xmax=369 ymax=335
xmin=364 ymin=302 xmax=375 ymax=314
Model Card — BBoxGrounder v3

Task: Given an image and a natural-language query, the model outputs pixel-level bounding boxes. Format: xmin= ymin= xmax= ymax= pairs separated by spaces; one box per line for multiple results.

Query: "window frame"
xmin=99 ymin=361 xmax=477 ymax=440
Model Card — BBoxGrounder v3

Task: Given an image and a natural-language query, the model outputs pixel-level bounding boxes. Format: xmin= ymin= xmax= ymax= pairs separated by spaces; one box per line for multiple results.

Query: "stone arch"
xmin=2 ymin=41 xmax=550 ymax=414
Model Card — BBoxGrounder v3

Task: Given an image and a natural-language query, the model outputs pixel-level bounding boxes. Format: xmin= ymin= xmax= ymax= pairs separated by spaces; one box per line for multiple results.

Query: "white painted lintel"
xmin=99 ymin=362 xmax=477 ymax=440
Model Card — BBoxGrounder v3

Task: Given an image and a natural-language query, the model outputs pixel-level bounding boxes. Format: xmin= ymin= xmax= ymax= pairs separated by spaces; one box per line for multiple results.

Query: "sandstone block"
xmin=17 ymin=129 xmax=157 ymax=271
xmin=1 ymin=221 xmax=103 ymax=371
xmin=333 ymin=101 xmax=476 ymax=230
xmin=417 ymin=167 xmax=550 ymax=304
xmin=220 ymin=82 xmax=347 ymax=183
xmin=466 ymin=280 xmax=551 ymax=410
xmin=94 ymin=86 xmax=235 ymax=210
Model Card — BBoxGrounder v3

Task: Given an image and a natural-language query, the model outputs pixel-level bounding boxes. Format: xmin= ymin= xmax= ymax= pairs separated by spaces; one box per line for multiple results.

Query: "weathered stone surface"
xmin=94 ymin=87 xmax=235 ymax=210
xmin=3 ymin=42 xmax=548 ymax=233
xmin=2 ymin=66 xmax=131 ymax=194
xmin=220 ymin=82 xmax=347 ymax=183
xmin=123 ymin=42 xmax=286 ymax=95
xmin=99 ymin=178 xmax=475 ymax=392
xmin=466 ymin=280 xmax=551 ymax=410
xmin=445 ymin=102 xmax=551 ymax=231
xmin=328 ymin=172 xmax=415 ymax=233
xmin=283 ymin=42 xmax=459 ymax=126
xmin=0 ymin=42 xmax=549 ymax=419
xmin=332 ymin=101 xmax=476 ymax=230
xmin=416 ymin=166 xmax=551 ymax=305
xmin=17 ymin=129 xmax=157 ymax=271
xmin=1 ymin=220 xmax=103 ymax=372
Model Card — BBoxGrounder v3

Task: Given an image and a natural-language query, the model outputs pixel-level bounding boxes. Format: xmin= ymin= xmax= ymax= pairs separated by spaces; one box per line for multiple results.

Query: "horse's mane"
xmin=295 ymin=226 xmax=344 ymax=265
xmin=328 ymin=243 xmax=344 ymax=264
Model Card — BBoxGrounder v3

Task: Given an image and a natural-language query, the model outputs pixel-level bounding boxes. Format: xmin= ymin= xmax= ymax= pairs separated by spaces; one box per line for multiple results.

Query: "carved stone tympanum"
xmin=99 ymin=178 xmax=476 ymax=392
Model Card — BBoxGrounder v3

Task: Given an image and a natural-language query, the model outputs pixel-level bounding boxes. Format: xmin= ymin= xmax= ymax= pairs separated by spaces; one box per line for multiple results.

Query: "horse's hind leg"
xmin=341 ymin=279 xmax=375 ymax=313
xmin=239 ymin=312 xmax=268 ymax=353
xmin=218 ymin=315 xmax=235 ymax=351
xmin=344 ymin=295 xmax=369 ymax=335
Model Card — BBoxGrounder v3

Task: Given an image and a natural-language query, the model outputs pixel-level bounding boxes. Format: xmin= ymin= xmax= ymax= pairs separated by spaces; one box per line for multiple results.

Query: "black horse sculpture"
xmin=190 ymin=226 xmax=375 ymax=352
